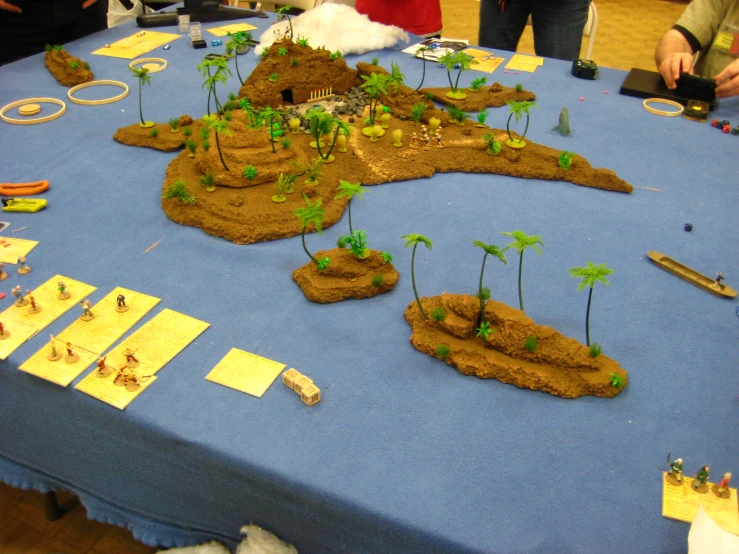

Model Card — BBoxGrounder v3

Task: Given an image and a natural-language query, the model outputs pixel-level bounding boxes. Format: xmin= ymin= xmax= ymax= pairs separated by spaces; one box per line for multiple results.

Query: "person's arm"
xmin=655 ymin=29 xmax=695 ymax=89
xmin=0 ymin=0 xmax=22 ymax=13
xmin=715 ymin=58 xmax=739 ymax=98
xmin=81 ymin=0 xmax=98 ymax=8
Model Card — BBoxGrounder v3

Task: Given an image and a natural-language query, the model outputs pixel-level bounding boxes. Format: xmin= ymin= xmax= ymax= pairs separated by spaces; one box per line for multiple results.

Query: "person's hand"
xmin=0 ymin=0 xmax=22 ymax=13
xmin=715 ymin=58 xmax=739 ymax=98
xmin=658 ymin=52 xmax=694 ymax=89
xmin=81 ymin=0 xmax=97 ymax=8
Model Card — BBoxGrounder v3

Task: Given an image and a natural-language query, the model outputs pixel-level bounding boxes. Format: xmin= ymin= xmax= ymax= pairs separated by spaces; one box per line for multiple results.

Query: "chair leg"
xmin=42 ymin=490 xmax=62 ymax=521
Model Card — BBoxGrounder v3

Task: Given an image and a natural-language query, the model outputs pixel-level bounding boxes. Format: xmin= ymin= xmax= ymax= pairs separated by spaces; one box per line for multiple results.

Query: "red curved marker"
xmin=0 ymin=180 xmax=49 ymax=196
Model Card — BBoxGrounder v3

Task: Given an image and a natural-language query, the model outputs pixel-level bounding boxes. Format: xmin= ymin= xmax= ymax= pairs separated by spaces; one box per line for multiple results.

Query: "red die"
xmin=723 ymin=124 xmax=731 ymax=133
xmin=711 ymin=119 xmax=721 ymax=128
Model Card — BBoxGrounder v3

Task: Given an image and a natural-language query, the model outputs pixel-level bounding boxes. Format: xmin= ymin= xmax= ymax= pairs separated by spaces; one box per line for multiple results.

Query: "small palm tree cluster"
xmin=505 ymin=100 xmax=537 ymax=148
xmin=438 ymin=51 xmax=477 ymax=99
xmin=568 ymin=262 xmax=614 ymax=350
xmin=360 ymin=73 xmax=391 ymax=131
xmin=225 ymin=30 xmax=252 ymax=85
xmin=294 ymin=195 xmax=330 ymax=271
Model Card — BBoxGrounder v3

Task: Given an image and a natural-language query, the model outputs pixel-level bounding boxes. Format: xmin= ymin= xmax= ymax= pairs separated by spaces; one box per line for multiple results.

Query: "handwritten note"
xmin=0 ymin=237 xmax=39 ymax=264
xmin=662 ymin=473 xmax=739 ymax=534
xmin=205 ymin=348 xmax=286 ymax=398
xmin=92 ymin=31 xmax=181 ymax=60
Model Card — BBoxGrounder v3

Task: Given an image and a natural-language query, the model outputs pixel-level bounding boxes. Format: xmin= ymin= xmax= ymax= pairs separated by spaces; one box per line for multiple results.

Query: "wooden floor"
xmin=0 ymin=482 xmax=156 ymax=554
xmin=2 ymin=1 xmax=695 ymax=552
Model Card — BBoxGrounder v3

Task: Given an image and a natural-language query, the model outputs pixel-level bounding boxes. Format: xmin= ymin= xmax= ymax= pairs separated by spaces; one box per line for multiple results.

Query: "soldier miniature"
xmin=17 ymin=256 xmax=31 ymax=274
xmin=693 ymin=465 xmax=710 ymax=490
xmin=717 ymin=472 xmax=732 ymax=494
xmin=715 ymin=272 xmax=725 ymax=287
xmin=668 ymin=458 xmax=684 ymax=483
xmin=409 ymin=132 xmax=419 ymax=149
xmin=95 ymin=356 xmax=112 ymax=377
xmin=26 ymin=290 xmax=40 ymax=314
xmin=123 ymin=347 xmax=140 ymax=368
xmin=0 ymin=261 xmax=7 ymax=281
xmin=47 ymin=334 xmax=62 ymax=361
xmin=64 ymin=342 xmax=79 ymax=364
xmin=116 ymin=294 xmax=129 ymax=313
xmin=57 ymin=281 xmax=71 ymax=300
xmin=12 ymin=285 xmax=27 ymax=306
xmin=0 ymin=320 xmax=9 ymax=340
xmin=80 ymin=299 xmax=94 ymax=321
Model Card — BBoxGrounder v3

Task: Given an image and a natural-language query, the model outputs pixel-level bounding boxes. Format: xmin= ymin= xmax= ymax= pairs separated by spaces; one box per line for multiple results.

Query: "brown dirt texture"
xmin=114 ymin=118 xmax=205 ymax=152
xmin=292 ymin=248 xmax=399 ymax=303
xmin=44 ymin=49 xmax=93 ymax=87
xmin=421 ymin=82 xmax=537 ymax=111
xmin=404 ymin=293 xmax=628 ymax=399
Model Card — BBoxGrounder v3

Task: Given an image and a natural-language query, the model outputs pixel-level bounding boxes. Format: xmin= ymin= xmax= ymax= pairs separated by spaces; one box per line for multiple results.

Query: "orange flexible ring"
xmin=0 ymin=180 xmax=50 ymax=196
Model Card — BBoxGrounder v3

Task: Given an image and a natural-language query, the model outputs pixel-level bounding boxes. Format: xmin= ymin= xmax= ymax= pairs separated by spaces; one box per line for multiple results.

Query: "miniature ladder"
xmin=309 ymin=87 xmax=333 ymax=101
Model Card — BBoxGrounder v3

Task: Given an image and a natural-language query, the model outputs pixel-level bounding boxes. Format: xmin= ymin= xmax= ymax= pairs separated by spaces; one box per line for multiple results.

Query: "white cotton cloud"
xmin=255 ymin=4 xmax=409 ymax=56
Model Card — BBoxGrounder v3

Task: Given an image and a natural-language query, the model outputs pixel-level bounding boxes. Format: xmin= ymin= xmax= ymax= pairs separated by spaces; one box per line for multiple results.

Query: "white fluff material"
xmin=154 ymin=525 xmax=297 ymax=554
xmin=256 ymin=4 xmax=409 ymax=56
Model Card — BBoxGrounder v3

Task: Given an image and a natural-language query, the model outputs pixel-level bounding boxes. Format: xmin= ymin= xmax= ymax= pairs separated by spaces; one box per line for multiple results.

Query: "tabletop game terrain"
xmin=113 ymin=39 xmax=632 ymax=398
xmin=44 ymin=47 xmax=94 ymax=87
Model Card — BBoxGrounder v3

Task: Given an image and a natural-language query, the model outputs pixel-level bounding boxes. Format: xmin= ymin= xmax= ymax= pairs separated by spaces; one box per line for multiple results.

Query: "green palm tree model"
xmin=360 ymin=73 xmax=391 ymax=135
xmin=304 ymin=109 xmax=335 ymax=159
xmin=438 ymin=52 xmax=477 ymax=99
xmin=239 ymin=98 xmax=257 ymax=128
xmin=402 ymin=234 xmax=433 ymax=320
xmin=568 ymin=262 xmax=614 ymax=346
xmin=323 ymin=118 xmax=352 ymax=161
xmin=415 ymin=46 xmax=429 ymax=91
xmin=294 ymin=195 xmax=330 ymax=270
xmin=258 ymin=106 xmax=282 ymax=154
xmin=197 ymin=57 xmax=231 ymax=116
xmin=472 ymin=240 xmax=507 ymax=324
xmin=203 ymin=115 xmax=232 ymax=171
xmin=501 ymin=230 xmax=544 ymax=312
xmin=225 ymin=31 xmax=251 ymax=85
xmin=275 ymin=5 xmax=295 ymax=40
xmin=389 ymin=61 xmax=406 ymax=93
xmin=505 ymin=100 xmax=537 ymax=149
xmin=130 ymin=67 xmax=153 ymax=128
xmin=334 ymin=181 xmax=367 ymax=235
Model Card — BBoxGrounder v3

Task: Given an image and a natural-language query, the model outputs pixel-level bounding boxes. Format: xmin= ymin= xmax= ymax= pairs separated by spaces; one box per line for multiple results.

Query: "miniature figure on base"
xmin=714 ymin=472 xmax=731 ymax=498
xmin=47 ymin=335 xmax=63 ymax=361
xmin=57 ymin=281 xmax=71 ymax=300
xmin=17 ymin=256 xmax=31 ymax=274
xmin=64 ymin=342 xmax=79 ymax=364
xmin=116 ymin=294 xmax=129 ymax=313
xmin=26 ymin=290 xmax=41 ymax=314
xmin=95 ymin=356 xmax=112 ymax=377
xmin=0 ymin=262 xmax=7 ymax=281
xmin=692 ymin=465 xmax=710 ymax=492
xmin=80 ymin=299 xmax=95 ymax=321
xmin=666 ymin=455 xmax=684 ymax=485
xmin=0 ymin=321 xmax=9 ymax=340
xmin=124 ymin=347 xmax=140 ymax=368
xmin=12 ymin=285 xmax=27 ymax=307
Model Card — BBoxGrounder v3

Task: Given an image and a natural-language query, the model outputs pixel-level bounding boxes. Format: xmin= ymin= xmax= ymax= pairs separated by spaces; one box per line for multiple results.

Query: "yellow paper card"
xmin=0 ymin=275 xmax=97 ymax=359
xmin=75 ymin=372 xmax=157 ymax=410
xmin=19 ymin=342 xmax=99 ymax=387
xmin=463 ymin=48 xmax=505 ymax=74
xmin=207 ymin=23 xmax=257 ymax=37
xmin=0 ymin=237 xmax=39 ymax=264
xmin=505 ymin=54 xmax=544 ymax=72
xmin=662 ymin=473 xmax=739 ymax=534
xmin=92 ymin=31 xmax=181 ymax=60
xmin=56 ymin=287 xmax=160 ymax=355
xmin=0 ymin=319 xmax=39 ymax=361
xmin=206 ymin=348 xmax=286 ymax=397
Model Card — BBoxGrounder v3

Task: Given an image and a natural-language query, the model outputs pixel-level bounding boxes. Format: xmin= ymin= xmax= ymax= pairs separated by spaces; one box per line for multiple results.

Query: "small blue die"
xmin=437 ymin=62 xmax=445 ymax=68
xmin=211 ymin=39 xmax=222 ymax=47
xmin=163 ymin=44 xmax=171 ymax=50
xmin=453 ymin=63 xmax=461 ymax=69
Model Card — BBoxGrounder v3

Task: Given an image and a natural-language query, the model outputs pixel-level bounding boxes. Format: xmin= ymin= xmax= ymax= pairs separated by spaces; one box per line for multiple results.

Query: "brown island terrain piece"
xmin=114 ymin=115 xmax=203 ymax=152
xmin=111 ymin=40 xmax=633 ymax=246
xmin=292 ymin=248 xmax=399 ymax=303
xmin=44 ymin=47 xmax=93 ymax=87
xmin=405 ymin=293 xmax=628 ymax=399
xmin=421 ymin=81 xmax=536 ymax=112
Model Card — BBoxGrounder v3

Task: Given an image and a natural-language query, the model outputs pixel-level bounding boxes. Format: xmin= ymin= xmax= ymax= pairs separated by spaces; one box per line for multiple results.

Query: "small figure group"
xmin=409 ymin=132 xmax=419 ymax=149
xmin=667 ymin=455 xmax=732 ymax=498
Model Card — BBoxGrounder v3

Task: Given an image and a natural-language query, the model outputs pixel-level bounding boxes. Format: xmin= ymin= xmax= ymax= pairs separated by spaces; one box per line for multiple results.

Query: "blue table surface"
xmin=0 ymin=12 xmax=737 ymax=554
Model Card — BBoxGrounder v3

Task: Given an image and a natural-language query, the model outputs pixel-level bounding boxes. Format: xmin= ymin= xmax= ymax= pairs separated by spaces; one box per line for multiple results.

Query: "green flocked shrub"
xmin=430 ymin=307 xmax=447 ymax=321
xmin=524 ymin=336 xmax=538 ymax=352
xmin=371 ymin=274 xmax=383 ymax=287
xmin=590 ymin=342 xmax=602 ymax=358
xmin=435 ymin=344 xmax=450 ymax=359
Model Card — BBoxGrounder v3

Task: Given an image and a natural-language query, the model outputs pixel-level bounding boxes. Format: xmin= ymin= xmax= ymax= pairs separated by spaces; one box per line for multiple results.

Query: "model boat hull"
xmin=647 ymin=251 xmax=736 ymax=298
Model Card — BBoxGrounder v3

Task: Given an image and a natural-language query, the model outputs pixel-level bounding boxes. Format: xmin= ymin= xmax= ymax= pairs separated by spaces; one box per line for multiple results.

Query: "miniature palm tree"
xmin=469 ymin=76 xmax=487 ymax=91
xmin=199 ymin=173 xmax=216 ymax=192
xmin=323 ymin=119 xmax=352 ymax=160
xmin=198 ymin=57 xmax=231 ymax=116
xmin=225 ymin=31 xmax=251 ymax=85
xmin=259 ymin=106 xmax=282 ymax=154
xmin=334 ymin=180 xmax=366 ymax=235
xmin=294 ymin=195 xmax=330 ymax=270
xmin=305 ymin=109 xmax=335 ymax=159
xmin=275 ymin=5 xmax=295 ymax=40
xmin=130 ymin=67 xmax=153 ymax=128
xmin=447 ymin=105 xmax=468 ymax=126
xmin=239 ymin=98 xmax=258 ymax=128
xmin=203 ymin=115 xmax=232 ymax=171
xmin=389 ymin=61 xmax=406 ymax=93
xmin=415 ymin=46 xmax=429 ymax=91
xmin=360 ymin=73 xmax=391 ymax=136
xmin=505 ymin=100 xmax=537 ymax=149
xmin=472 ymin=240 xmax=507 ymax=324
xmin=293 ymin=158 xmax=324 ymax=186
xmin=568 ymin=262 xmax=614 ymax=347
xmin=476 ymin=109 xmax=489 ymax=127
xmin=402 ymin=234 xmax=433 ymax=320
xmin=501 ymin=231 xmax=543 ymax=312
xmin=439 ymin=51 xmax=477 ymax=99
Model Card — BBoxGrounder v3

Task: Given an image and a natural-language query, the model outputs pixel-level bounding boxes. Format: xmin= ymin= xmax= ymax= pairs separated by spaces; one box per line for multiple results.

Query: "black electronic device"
xmin=619 ymin=68 xmax=717 ymax=111
xmin=572 ymin=59 xmax=598 ymax=80
xmin=137 ymin=0 xmax=267 ymax=28
xmin=675 ymin=72 xmax=717 ymax=105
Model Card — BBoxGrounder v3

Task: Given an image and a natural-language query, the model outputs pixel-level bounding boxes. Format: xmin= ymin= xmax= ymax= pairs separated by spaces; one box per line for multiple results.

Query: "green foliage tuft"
xmin=524 ymin=336 xmax=538 ymax=352
xmin=184 ymin=138 xmax=197 ymax=154
xmin=371 ymin=274 xmax=383 ymax=287
xmin=268 ymin=73 xmax=279 ymax=82
xmin=182 ymin=127 xmax=192 ymax=137
xmin=70 ymin=61 xmax=79 ymax=69
xmin=149 ymin=128 xmax=159 ymax=137
xmin=475 ymin=321 xmax=494 ymax=341
xmin=430 ymin=307 xmax=446 ymax=321
xmin=163 ymin=179 xmax=196 ymax=204
xmin=424 ymin=92 xmax=434 ymax=101
xmin=447 ymin=105 xmax=468 ymax=124
xmin=297 ymin=37 xmax=310 ymax=46
xmin=329 ymin=50 xmax=343 ymax=61
xmin=371 ymin=56 xmax=379 ymax=65
xmin=336 ymin=236 xmax=347 ymax=248
xmin=477 ymin=110 xmax=489 ymax=125
xmin=280 ymin=137 xmax=292 ymax=149
xmin=199 ymin=173 xmax=216 ymax=191
xmin=515 ymin=83 xmax=523 ymax=92
xmin=435 ymin=344 xmax=450 ymax=359
xmin=201 ymin=139 xmax=210 ymax=151
xmin=317 ymin=257 xmax=331 ymax=271
xmin=477 ymin=286 xmax=491 ymax=301
xmin=470 ymin=76 xmax=487 ymax=90
xmin=381 ymin=251 xmax=393 ymax=264
xmin=291 ymin=57 xmax=299 ymax=67
xmin=278 ymin=47 xmax=288 ymax=56
xmin=608 ymin=371 xmax=625 ymax=388
xmin=168 ymin=118 xmax=180 ymax=130
xmin=590 ymin=342 xmax=603 ymax=358
xmin=83 ymin=62 xmax=90 ymax=70
xmin=558 ymin=151 xmax=575 ymax=171
xmin=410 ymin=102 xmax=428 ymax=123
xmin=242 ymin=165 xmax=258 ymax=180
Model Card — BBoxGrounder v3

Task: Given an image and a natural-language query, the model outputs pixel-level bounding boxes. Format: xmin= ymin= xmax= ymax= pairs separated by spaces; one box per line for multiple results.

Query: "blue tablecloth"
xmin=1 ymin=12 xmax=737 ymax=554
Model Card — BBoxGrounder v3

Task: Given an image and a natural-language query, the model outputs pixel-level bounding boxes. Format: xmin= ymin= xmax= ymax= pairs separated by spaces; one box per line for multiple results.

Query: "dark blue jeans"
xmin=479 ymin=0 xmax=591 ymax=61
